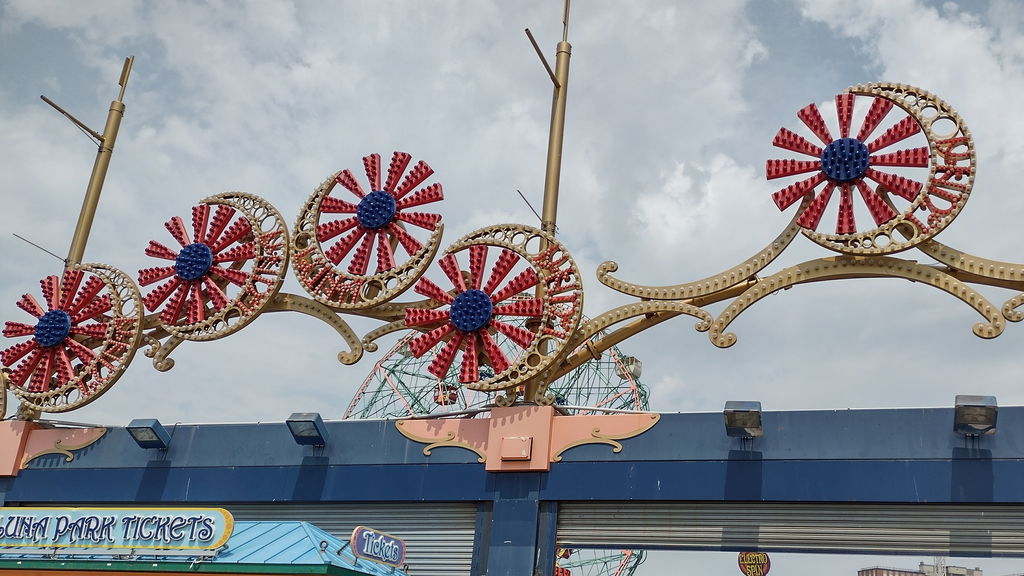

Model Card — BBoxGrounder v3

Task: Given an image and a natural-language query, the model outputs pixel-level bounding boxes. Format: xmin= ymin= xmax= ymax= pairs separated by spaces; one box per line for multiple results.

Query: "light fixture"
xmin=286 ymin=412 xmax=329 ymax=446
xmin=723 ymin=401 xmax=763 ymax=438
xmin=954 ymin=395 xmax=997 ymax=436
xmin=126 ymin=418 xmax=171 ymax=450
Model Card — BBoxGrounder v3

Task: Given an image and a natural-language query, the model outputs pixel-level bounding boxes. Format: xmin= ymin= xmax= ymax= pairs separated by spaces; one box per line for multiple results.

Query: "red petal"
xmin=772 ymin=127 xmax=823 ymax=157
xmin=408 ymin=323 xmax=455 ymax=357
xmin=836 ymin=183 xmax=856 ymax=234
xmin=317 ymin=217 xmax=360 ymax=243
xmin=204 ymin=205 xmax=236 ymax=245
xmin=192 ymin=204 xmax=210 ymax=244
xmin=159 ymin=284 xmax=190 ymax=325
xmin=201 ymin=276 xmax=230 ymax=312
xmin=1 ymin=338 xmax=37 ymax=366
xmin=491 ymin=268 xmax=540 ymax=304
xmin=483 ymin=249 xmax=519 ymax=295
xmin=346 ymin=232 xmax=375 ymax=276
xmin=493 ymin=298 xmax=543 ymax=317
xmin=394 ymin=161 xmax=434 ymax=200
xmin=396 ymin=183 xmax=443 ymax=210
xmin=413 ymin=277 xmax=455 ymax=304
xmin=797 ymin=182 xmax=836 ymax=231
xmin=336 ymin=169 xmax=367 ymax=199
xmin=836 ymin=93 xmax=855 ymax=138
xmin=856 ymin=180 xmax=898 ymax=226
xmin=325 ymin=229 xmax=364 ymax=265
xmin=321 ymin=197 xmax=359 ymax=214
xmin=479 ymin=331 xmax=510 ymax=373
xmin=865 ymin=169 xmax=923 ymax=202
xmin=491 ymin=319 xmax=536 ymax=349
xmin=164 ymin=215 xmax=192 ymax=247
xmin=870 ymin=147 xmax=929 ymax=168
xmin=387 ymin=223 xmax=423 ymax=256
xmin=438 ymin=254 xmax=467 ymax=292
xmin=405 ymin=308 xmax=450 ymax=327
xmin=209 ymin=217 xmax=252 ymax=253
xmin=384 ymin=151 xmax=413 ymax=194
xmin=143 ymin=278 xmax=183 ymax=312
xmin=16 ymin=293 xmax=45 ymax=318
xmin=772 ymin=173 xmax=826 ymax=211
xmin=40 ymin=275 xmax=60 ymax=310
xmin=857 ymin=97 xmax=894 ymax=141
xmin=145 ymin=240 xmax=179 ymax=261
xmin=59 ymin=269 xmax=85 ymax=310
xmin=208 ymin=266 xmax=250 ymax=286
xmin=68 ymin=276 xmax=105 ymax=316
xmin=798 ymin=103 xmax=834 ymax=145
xmin=428 ymin=331 xmax=464 ymax=379
xmin=468 ymin=245 xmax=487 ymax=290
xmin=363 ymin=153 xmax=381 ymax=191
xmin=867 ymin=115 xmax=921 ymax=152
xmin=394 ymin=211 xmax=442 ymax=230
xmin=376 ymin=231 xmax=396 ymax=273
xmin=459 ymin=334 xmax=479 ymax=383
xmin=766 ymin=159 xmax=821 ymax=180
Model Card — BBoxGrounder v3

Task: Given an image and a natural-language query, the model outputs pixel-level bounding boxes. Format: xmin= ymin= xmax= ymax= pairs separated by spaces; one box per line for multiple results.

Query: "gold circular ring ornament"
xmin=1 ymin=264 xmax=143 ymax=413
xmin=767 ymin=82 xmax=975 ymax=254
xmin=138 ymin=192 xmax=289 ymax=341
xmin=292 ymin=152 xmax=444 ymax=309
xmin=402 ymin=224 xmax=584 ymax=393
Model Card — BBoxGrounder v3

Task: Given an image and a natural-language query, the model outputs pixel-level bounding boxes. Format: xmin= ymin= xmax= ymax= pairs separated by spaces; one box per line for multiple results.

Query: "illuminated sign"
xmin=351 ymin=526 xmax=405 ymax=567
xmin=0 ymin=507 xmax=233 ymax=550
xmin=738 ymin=551 xmax=771 ymax=576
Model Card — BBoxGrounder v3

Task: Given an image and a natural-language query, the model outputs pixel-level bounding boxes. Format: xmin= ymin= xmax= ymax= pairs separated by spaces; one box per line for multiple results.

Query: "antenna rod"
xmin=540 ymin=8 xmax=571 ymax=239
xmin=65 ymin=56 xmax=133 ymax=268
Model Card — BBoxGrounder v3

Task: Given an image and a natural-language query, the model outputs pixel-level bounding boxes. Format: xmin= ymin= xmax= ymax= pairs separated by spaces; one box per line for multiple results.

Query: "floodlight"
xmin=723 ymin=401 xmax=763 ymax=438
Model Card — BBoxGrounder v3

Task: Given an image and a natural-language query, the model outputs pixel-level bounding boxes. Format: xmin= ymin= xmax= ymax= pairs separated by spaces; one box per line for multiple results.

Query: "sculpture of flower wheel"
xmin=292 ymin=151 xmax=445 ymax=309
xmin=767 ymin=82 xmax=974 ymax=254
xmin=403 ymin=225 xmax=583 ymax=401
xmin=138 ymin=192 xmax=288 ymax=340
xmin=1 ymin=264 xmax=143 ymax=413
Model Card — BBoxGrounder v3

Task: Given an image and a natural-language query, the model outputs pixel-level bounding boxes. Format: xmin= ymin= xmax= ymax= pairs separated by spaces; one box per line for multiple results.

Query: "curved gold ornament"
xmin=394 ymin=422 xmax=486 ymax=463
xmin=800 ymin=83 xmax=975 ymax=255
xmin=292 ymin=170 xmax=444 ymax=310
xmin=598 ymin=197 xmax=809 ymax=300
xmin=12 ymin=263 xmax=143 ymax=413
xmin=152 ymin=192 xmax=290 ymax=342
xmin=263 ymin=293 xmax=363 ymax=365
xmin=708 ymin=256 xmax=1004 ymax=348
xmin=552 ymin=414 xmax=661 ymax=462
xmin=22 ymin=429 xmax=107 ymax=466
xmin=439 ymin=224 xmax=584 ymax=394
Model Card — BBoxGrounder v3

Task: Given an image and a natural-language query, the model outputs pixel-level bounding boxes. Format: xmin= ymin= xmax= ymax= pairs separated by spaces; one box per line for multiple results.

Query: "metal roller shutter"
xmin=228 ymin=502 xmax=477 ymax=576
xmin=557 ymin=502 xmax=1024 ymax=556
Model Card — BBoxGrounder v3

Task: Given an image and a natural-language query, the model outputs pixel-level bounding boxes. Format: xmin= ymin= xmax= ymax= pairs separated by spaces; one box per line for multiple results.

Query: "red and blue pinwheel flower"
xmin=1 ymin=270 xmax=114 ymax=393
xmin=317 ymin=152 xmax=443 ymax=275
xmin=404 ymin=246 xmax=545 ymax=383
xmin=139 ymin=204 xmax=260 ymax=325
xmin=767 ymin=92 xmax=929 ymax=235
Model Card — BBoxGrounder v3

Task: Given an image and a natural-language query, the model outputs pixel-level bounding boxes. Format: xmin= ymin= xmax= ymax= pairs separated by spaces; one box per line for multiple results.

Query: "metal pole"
xmin=65 ymin=57 xmax=133 ymax=267
xmin=528 ymin=5 xmax=572 ymax=404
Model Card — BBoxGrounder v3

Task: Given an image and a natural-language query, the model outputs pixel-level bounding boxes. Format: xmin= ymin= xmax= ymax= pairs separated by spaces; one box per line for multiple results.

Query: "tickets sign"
xmin=0 ymin=507 xmax=233 ymax=550
xmin=738 ymin=551 xmax=771 ymax=576
xmin=351 ymin=526 xmax=405 ymax=567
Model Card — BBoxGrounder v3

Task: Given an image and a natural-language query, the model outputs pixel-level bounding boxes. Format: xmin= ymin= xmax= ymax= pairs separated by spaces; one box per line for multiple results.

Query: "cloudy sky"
xmin=3 ymin=0 xmax=1024 ymax=573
